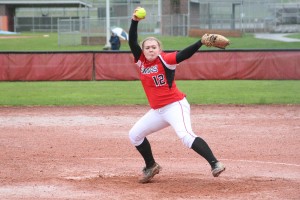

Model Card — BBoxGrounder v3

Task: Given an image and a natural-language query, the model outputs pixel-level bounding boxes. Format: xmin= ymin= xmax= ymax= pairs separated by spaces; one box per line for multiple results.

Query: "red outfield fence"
xmin=0 ymin=50 xmax=299 ymax=81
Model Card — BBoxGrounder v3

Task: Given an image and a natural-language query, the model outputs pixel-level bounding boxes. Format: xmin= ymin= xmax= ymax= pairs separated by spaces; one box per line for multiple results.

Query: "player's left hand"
xmin=201 ymin=33 xmax=230 ymax=49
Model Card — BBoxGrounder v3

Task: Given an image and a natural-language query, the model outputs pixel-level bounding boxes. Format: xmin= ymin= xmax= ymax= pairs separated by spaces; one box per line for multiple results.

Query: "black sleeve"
xmin=176 ymin=40 xmax=202 ymax=63
xmin=128 ymin=20 xmax=142 ymax=61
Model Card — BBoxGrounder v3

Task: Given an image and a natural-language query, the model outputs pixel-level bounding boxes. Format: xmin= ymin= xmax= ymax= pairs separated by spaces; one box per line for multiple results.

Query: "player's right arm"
xmin=129 ymin=20 xmax=142 ymax=61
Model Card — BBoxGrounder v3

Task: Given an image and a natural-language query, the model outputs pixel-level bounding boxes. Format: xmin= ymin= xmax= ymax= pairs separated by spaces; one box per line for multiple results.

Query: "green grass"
xmin=0 ymin=33 xmax=104 ymax=51
xmin=181 ymin=80 xmax=300 ymax=105
xmin=286 ymin=33 xmax=300 ymax=39
xmin=0 ymin=32 xmax=299 ymax=106
xmin=0 ymin=32 xmax=299 ymax=51
xmin=0 ymin=80 xmax=299 ymax=106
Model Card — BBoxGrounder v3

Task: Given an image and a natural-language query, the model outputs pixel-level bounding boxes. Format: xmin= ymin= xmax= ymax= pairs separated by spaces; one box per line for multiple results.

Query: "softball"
xmin=135 ymin=7 xmax=146 ymax=19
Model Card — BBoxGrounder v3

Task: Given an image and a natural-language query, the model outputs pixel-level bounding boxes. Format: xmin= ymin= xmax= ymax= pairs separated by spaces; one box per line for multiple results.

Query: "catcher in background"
xmin=128 ymin=7 xmax=229 ymax=184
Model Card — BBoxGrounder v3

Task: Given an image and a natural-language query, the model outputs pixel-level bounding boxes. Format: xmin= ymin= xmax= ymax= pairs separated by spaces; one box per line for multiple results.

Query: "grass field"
xmin=0 ymin=80 xmax=299 ymax=106
xmin=0 ymin=32 xmax=299 ymax=106
xmin=0 ymin=32 xmax=300 ymax=51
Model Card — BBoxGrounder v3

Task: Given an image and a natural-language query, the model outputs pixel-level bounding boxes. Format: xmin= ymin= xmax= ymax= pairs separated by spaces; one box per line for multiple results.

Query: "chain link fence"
xmin=12 ymin=0 xmax=300 ymax=46
xmin=57 ymin=13 xmax=190 ymax=46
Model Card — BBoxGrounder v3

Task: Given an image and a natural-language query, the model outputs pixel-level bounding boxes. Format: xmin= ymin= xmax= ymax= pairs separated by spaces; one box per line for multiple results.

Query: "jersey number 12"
xmin=152 ymin=74 xmax=166 ymax=87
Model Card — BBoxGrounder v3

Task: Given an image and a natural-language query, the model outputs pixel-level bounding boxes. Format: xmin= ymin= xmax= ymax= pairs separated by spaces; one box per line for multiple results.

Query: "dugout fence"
xmin=0 ymin=50 xmax=299 ymax=81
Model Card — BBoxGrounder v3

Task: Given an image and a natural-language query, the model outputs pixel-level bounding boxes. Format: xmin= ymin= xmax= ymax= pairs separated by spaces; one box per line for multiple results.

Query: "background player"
xmin=128 ymin=7 xmax=226 ymax=183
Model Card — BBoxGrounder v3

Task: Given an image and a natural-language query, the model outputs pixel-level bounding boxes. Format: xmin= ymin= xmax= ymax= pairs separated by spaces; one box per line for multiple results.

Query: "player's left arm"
xmin=176 ymin=40 xmax=202 ymax=63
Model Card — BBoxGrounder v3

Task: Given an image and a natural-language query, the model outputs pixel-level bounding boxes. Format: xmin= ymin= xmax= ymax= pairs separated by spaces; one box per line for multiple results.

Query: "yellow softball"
xmin=135 ymin=7 xmax=146 ymax=19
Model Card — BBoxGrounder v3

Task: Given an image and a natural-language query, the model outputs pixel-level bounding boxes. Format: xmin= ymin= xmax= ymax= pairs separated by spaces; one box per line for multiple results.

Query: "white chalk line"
xmin=81 ymin=157 xmax=300 ymax=168
xmin=221 ymin=158 xmax=300 ymax=167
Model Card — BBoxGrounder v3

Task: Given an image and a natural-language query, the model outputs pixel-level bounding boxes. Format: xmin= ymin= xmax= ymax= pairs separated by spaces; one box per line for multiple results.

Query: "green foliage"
xmin=0 ymin=80 xmax=299 ymax=106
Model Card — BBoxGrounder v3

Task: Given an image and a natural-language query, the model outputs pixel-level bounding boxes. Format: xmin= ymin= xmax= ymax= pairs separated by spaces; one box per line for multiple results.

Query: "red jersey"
xmin=136 ymin=52 xmax=186 ymax=109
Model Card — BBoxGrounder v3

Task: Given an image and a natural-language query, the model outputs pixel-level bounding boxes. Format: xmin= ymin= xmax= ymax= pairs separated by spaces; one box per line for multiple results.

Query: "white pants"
xmin=129 ymin=98 xmax=198 ymax=148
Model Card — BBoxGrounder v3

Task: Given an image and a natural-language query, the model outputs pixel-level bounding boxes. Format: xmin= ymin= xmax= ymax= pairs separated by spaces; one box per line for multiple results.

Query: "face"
xmin=142 ymin=39 xmax=161 ymax=62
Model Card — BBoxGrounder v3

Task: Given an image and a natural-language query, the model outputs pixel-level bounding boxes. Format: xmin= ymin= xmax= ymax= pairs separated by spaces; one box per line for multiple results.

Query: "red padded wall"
xmin=0 ymin=51 xmax=299 ymax=81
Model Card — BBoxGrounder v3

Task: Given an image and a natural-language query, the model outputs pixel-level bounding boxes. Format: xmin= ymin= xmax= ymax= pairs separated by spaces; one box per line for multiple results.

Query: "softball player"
xmin=128 ymin=8 xmax=225 ymax=184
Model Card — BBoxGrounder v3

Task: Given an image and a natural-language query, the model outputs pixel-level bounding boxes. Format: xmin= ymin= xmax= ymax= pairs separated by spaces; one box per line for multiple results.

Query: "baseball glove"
xmin=201 ymin=33 xmax=230 ymax=49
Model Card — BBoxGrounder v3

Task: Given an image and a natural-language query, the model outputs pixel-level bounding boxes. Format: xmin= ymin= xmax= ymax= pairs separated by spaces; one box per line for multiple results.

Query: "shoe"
xmin=139 ymin=162 xmax=162 ymax=183
xmin=211 ymin=162 xmax=225 ymax=177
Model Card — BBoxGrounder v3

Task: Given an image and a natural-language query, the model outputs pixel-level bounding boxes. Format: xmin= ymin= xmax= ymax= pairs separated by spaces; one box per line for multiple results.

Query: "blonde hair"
xmin=140 ymin=37 xmax=163 ymax=50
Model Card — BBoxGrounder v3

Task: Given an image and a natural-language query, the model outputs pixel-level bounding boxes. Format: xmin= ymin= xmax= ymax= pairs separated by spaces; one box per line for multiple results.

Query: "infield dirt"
xmin=0 ymin=105 xmax=299 ymax=199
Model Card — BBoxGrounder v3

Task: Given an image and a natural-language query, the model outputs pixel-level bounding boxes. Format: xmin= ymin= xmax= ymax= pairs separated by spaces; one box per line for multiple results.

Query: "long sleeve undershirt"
xmin=128 ymin=20 xmax=202 ymax=64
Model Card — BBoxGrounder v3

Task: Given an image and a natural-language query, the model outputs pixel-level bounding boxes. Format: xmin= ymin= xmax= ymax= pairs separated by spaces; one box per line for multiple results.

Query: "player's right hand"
xmin=132 ymin=7 xmax=144 ymax=21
